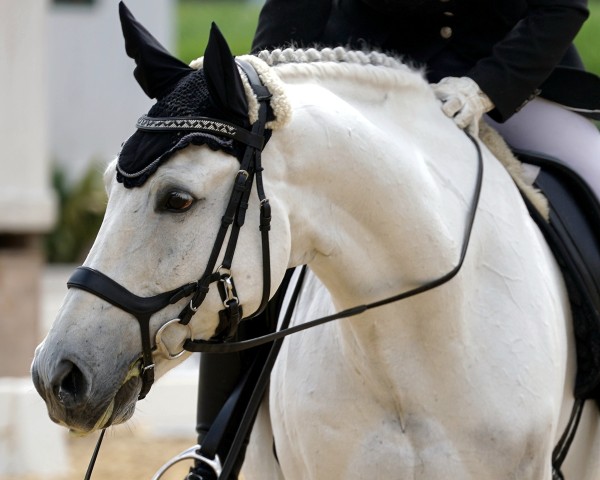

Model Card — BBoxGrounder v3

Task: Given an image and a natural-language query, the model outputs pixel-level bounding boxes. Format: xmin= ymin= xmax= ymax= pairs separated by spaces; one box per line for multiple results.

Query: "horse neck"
xmin=268 ymin=76 xmax=482 ymax=310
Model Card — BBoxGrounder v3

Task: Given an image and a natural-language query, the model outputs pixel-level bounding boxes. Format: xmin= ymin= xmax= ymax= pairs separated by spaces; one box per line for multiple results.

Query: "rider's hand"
xmin=431 ymin=76 xmax=494 ymax=136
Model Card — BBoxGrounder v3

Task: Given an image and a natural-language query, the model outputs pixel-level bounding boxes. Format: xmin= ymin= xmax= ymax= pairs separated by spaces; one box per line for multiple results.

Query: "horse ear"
xmin=204 ymin=23 xmax=249 ymax=125
xmin=119 ymin=1 xmax=192 ymax=99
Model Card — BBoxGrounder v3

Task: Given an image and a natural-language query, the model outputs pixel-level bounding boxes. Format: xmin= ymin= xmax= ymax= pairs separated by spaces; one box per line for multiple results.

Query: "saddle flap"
xmin=515 ymin=149 xmax=600 ymax=402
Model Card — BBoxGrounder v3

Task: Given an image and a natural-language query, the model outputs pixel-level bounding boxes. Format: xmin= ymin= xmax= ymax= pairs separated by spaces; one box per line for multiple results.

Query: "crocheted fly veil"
xmin=117 ymin=2 xmax=251 ymax=188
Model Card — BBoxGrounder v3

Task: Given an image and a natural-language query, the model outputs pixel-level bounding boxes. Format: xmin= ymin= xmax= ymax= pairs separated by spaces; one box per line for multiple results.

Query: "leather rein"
xmin=67 ymin=59 xmax=484 ymax=401
xmin=69 ymin=60 xmax=491 ymax=480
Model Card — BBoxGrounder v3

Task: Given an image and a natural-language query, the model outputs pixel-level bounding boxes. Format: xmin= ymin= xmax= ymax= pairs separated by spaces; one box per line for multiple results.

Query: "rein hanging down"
xmin=184 ymin=131 xmax=484 ymax=354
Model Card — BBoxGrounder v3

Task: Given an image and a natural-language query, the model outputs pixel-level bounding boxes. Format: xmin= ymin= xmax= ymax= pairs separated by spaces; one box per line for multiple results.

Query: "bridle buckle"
xmin=219 ymin=271 xmax=239 ymax=308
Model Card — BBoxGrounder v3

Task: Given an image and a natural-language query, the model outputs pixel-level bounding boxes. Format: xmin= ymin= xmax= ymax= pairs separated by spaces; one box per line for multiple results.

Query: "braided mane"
xmin=257 ymin=46 xmax=411 ymax=69
xmin=254 ymin=46 xmax=428 ymax=90
xmin=189 ymin=46 xmax=430 ymax=129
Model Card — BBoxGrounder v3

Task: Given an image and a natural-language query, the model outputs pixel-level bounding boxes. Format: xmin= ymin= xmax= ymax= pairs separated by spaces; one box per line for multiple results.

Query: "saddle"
xmin=513 ymin=148 xmax=600 ymax=406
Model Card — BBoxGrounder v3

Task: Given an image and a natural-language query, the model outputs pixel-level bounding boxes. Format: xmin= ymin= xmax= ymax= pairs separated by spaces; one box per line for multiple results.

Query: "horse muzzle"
xmin=31 ymin=346 xmax=141 ymax=433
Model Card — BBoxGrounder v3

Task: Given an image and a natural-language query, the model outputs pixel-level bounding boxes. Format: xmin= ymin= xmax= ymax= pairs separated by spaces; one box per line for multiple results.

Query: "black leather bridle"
xmin=66 ymin=54 xmax=488 ymax=406
xmin=72 ymin=56 xmax=493 ymax=479
xmin=67 ymin=60 xmax=273 ymax=400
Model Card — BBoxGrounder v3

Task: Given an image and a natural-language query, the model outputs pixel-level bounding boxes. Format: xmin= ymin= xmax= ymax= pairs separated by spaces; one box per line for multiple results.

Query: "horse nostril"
xmin=50 ymin=360 xmax=88 ymax=407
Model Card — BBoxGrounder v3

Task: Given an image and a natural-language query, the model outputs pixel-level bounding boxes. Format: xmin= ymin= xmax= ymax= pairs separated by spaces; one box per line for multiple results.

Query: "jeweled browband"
xmin=136 ymin=114 xmax=265 ymax=149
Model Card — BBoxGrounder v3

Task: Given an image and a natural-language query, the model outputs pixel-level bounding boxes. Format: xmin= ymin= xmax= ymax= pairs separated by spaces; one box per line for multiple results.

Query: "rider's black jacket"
xmin=252 ymin=0 xmax=598 ymax=122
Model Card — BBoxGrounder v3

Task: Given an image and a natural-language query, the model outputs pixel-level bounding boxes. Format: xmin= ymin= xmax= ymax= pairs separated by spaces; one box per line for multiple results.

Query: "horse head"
xmin=31 ymin=2 xmax=290 ymax=434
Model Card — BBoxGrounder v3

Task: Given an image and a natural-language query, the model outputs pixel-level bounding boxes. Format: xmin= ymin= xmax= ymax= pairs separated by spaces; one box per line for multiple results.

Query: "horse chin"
xmin=62 ymin=368 xmax=141 ymax=435
xmin=108 ymin=373 xmax=141 ymax=425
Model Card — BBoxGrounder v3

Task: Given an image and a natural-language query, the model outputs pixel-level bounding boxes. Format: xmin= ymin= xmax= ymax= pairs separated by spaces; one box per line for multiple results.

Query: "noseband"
xmin=67 ymin=60 xmax=273 ymax=400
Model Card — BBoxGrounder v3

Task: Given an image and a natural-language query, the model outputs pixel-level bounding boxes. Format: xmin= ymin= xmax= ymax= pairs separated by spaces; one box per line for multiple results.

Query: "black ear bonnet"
xmin=117 ymin=69 xmax=248 ymax=188
xmin=116 ymin=2 xmax=268 ymax=189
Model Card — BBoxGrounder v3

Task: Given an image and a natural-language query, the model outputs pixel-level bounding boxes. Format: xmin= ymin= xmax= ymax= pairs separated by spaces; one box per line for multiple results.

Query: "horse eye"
xmin=163 ymin=191 xmax=195 ymax=212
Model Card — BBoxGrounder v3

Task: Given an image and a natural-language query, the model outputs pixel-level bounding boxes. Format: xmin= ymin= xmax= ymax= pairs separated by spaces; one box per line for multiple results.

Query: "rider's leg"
xmin=485 ymin=97 xmax=600 ymax=200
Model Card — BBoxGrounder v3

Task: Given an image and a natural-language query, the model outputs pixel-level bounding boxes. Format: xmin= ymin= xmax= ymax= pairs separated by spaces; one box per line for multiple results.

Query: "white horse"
xmin=32 ymin=7 xmax=600 ymax=479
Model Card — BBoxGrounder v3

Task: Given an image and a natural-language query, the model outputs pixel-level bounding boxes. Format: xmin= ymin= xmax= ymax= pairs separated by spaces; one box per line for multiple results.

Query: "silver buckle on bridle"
xmin=155 ymin=318 xmax=192 ymax=360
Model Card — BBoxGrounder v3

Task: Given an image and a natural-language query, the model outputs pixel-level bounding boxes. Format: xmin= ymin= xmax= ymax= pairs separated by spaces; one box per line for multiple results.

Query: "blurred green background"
xmin=177 ymin=0 xmax=262 ymax=61
xmin=176 ymin=0 xmax=600 ymax=71
xmin=575 ymin=0 xmax=600 ymax=74
xmin=45 ymin=0 xmax=600 ymax=263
